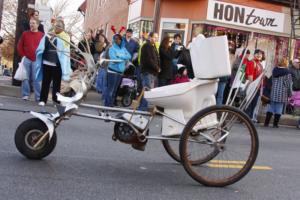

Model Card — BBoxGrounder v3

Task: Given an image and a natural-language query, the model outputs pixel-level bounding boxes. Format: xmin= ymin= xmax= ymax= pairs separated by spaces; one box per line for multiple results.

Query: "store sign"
xmin=207 ymin=0 xmax=285 ymax=33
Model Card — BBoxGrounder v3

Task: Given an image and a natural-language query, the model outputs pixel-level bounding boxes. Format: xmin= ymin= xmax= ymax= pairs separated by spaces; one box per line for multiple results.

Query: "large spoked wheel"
xmin=162 ymin=135 xmax=219 ymax=165
xmin=15 ymin=118 xmax=57 ymax=160
xmin=162 ymin=139 xmax=181 ymax=163
xmin=180 ymin=105 xmax=259 ymax=187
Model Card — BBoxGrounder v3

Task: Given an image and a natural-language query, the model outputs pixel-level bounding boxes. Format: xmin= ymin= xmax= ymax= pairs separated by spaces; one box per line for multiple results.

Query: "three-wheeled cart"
xmin=12 ymin=34 xmax=260 ymax=187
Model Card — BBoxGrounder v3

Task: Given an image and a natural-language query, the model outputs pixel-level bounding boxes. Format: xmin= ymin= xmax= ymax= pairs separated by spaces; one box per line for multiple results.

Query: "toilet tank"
xmin=190 ymin=35 xmax=231 ymax=79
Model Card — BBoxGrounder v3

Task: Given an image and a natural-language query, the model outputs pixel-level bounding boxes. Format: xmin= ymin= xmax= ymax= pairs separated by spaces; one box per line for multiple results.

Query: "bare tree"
xmin=51 ymin=0 xmax=69 ymax=17
xmin=0 ymin=0 xmax=83 ymax=65
xmin=51 ymin=0 xmax=83 ymax=36
xmin=0 ymin=0 xmax=17 ymax=64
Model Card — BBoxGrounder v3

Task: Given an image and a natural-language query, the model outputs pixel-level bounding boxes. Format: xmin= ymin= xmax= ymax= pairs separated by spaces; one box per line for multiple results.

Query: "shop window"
xmin=252 ymin=33 xmax=288 ymax=67
xmin=162 ymin=22 xmax=186 ymax=30
xmin=191 ymin=24 xmax=204 ymax=38
xmin=293 ymin=40 xmax=300 ymax=59
xmin=129 ymin=21 xmax=141 ymax=38
xmin=141 ymin=20 xmax=153 ymax=36
xmin=203 ymin=25 xmax=249 ymax=55
xmin=129 ymin=20 xmax=153 ymax=39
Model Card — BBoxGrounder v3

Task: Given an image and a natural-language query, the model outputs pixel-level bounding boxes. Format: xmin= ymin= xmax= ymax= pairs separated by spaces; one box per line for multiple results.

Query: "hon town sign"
xmin=207 ymin=0 xmax=285 ymax=33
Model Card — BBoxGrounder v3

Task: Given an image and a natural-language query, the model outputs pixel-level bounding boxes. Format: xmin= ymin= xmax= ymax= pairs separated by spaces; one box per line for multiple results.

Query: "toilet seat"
xmin=144 ymin=79 xmax=213 ymax=100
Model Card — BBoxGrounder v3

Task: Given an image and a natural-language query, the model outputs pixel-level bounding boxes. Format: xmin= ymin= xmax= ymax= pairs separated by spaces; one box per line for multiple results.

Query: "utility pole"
xmin=0 ymin=0 xmax=4 ymax=30
xmin=12 ymin=0 xmax=35 ymax=86
xmin=153 ymin=0 xmax=161 ymax=33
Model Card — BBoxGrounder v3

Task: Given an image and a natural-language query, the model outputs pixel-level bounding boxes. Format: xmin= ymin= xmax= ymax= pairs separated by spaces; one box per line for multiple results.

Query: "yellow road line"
xmin=206 ymin=163 xmax=272 ymax=170
xmin=210 ymin=160 xmax=246 ymax=164
xmin=204 ymin=160 xmax=272 ymax=170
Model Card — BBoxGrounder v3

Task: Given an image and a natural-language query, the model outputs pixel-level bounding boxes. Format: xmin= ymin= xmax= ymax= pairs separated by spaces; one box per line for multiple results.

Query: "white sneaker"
xmin=38 ymin=101 xmax=45 ymax=106
xmin=22 ymin=96 xmax=29 ymax=101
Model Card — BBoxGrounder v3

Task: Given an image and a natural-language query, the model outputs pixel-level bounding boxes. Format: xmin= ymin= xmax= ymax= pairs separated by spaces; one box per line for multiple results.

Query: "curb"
xmin=1 ymin=82 xmax=299 ymax=127
xmin=0 ymin=83 xmax=102 ymax=105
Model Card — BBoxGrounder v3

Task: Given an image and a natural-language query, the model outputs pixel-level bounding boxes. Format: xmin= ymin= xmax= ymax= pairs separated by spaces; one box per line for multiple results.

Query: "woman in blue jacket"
xmin=103 ymin=34 xmax=131 ymax=107
xmin=35 ymin=21 xmax=72 ymax=106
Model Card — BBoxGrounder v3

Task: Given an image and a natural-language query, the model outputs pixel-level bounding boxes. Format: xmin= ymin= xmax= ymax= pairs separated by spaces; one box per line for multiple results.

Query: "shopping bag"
xmin=14 ymin=57 xmax=27 ymax=81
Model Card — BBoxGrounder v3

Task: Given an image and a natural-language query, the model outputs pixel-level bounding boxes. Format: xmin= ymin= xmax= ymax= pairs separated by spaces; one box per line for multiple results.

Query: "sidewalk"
xmin=0 ymin=75 xmax=299 ymax=127
xmin=0 ymin=76 xmax=101 ymax=105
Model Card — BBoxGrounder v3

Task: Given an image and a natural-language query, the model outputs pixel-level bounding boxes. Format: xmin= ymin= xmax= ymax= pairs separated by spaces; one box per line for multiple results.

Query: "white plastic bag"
xmin=14 ymin=57 xmax=27 ymax=81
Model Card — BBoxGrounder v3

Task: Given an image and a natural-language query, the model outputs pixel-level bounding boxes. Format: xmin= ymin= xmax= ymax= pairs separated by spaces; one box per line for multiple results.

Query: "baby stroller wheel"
xmin=122 ymin=94 xmax=133 ymax=107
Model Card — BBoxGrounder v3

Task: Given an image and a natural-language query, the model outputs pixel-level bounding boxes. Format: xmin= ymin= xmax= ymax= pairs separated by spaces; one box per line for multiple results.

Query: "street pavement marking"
xmin=210 ymin=160 xmax=246 ymax=164
xmin=205 ymin=160 xmax=272 ymax=170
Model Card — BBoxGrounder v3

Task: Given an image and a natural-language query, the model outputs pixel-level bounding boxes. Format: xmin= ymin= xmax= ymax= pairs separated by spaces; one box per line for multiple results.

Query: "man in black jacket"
xmin=171 ymin=33 xmax=183 ymax=78
xmin=138 ymin=32 xmax=160 ymax=111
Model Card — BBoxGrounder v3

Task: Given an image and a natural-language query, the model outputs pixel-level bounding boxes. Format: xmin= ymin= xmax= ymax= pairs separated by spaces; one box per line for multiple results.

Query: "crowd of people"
xmin=15 ymin=9 xmax=194 ymax=110
xmin=229 ymin=48 xmax=300 ymax=128
xmin=17 ymin=10 xmax=71 ymax=105
xmin=13 ymin=9 xmax=300 ymax=128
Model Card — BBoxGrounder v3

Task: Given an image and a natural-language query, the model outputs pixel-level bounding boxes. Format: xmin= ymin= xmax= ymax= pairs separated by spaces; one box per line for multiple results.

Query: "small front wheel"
xmin=15 ymin=118 xmax=57 ymax=160
xmin=180 ymin=105 xmax=259 ymax=187
xmin=122 ymin=94 xmax=133 ymax=107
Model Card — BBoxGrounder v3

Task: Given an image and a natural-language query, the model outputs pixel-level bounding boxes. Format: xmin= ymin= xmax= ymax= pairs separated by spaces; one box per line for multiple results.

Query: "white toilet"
xmin=144 ymin=35 xmax=231 ymax=136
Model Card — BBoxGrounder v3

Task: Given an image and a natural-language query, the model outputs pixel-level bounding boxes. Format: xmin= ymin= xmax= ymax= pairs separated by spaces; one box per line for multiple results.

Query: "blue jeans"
xmin=245 ymin=89 xmax=260 ymax=119
xmin=138 ymin=73 xmax=157 ymax=111
xmin=267 ymin=101 xmax=284 ymax=115
xmin=21 ymin=57 xmax=41 ymax=101
xmin=216 ymin=81 xmax=227 ymax=105
xmin=96 ymin=68 xmax=107 ymax=93
xmin=103 ymin=72 xmax=122 ymax=107
xmin=158 ymin=79 xmax=171 ymax=87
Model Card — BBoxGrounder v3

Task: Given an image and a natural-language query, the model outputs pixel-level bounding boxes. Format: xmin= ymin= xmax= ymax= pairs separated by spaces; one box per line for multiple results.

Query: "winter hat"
xmin=126 ymin=28 xmax=133 ymax=33
xmin=254 ymin=49 xmax=262 ymax=55
xmin=178 ymin=65 xmax=187 ymax=76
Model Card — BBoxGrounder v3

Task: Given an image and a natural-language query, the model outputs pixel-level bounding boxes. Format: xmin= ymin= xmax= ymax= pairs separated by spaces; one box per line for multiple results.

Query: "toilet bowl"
xmin=144 ymin=34 xmax=231 ymax=136
xmin=145 ymin=79 xmax=218 ymax=136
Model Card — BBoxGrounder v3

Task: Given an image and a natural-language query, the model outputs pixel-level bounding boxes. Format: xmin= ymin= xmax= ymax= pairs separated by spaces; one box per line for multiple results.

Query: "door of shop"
xmin=161 ymin=30 xmax=185 ymax=43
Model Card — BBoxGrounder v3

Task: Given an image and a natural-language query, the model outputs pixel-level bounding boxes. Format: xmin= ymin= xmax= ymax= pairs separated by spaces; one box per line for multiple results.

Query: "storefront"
xmin=127 ymin=0 xmax=292 ymax=66
xmin=196 ymin=0 xmax=288 ymax=66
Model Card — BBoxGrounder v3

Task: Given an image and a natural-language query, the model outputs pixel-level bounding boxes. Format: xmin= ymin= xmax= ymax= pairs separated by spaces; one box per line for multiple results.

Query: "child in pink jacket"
xmin=172 ymin=66 xmax=190 ymax=84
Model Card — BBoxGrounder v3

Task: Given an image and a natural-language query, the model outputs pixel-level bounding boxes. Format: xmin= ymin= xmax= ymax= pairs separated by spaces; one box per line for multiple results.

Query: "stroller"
xmin=116 ymin=62 xmax=139 ymax=107
xmin=287 ymin=91 xmax=300 ymax=114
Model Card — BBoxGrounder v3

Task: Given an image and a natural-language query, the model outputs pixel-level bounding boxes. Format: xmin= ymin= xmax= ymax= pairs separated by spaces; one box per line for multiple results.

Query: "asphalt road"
xmin=0 ymin=96 xmax=300 ymax=200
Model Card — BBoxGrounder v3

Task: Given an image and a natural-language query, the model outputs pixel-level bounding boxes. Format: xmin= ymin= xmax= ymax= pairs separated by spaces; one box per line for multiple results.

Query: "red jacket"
xmin=245 ymin=59 xmax=263 ymax=81
xmin=17 ymin=31 xmax=44 ymax=61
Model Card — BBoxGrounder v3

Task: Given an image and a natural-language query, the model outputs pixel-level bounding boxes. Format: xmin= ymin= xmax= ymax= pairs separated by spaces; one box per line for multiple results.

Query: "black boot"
xmin=264 ymin=112 xmax=273 ymax=127
xmin=273 ymin=114 xmax=281 ymax=128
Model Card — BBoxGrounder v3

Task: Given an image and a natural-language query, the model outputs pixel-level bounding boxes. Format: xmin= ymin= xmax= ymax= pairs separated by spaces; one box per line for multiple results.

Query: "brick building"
xmin=83 ymin=0 xmax=130 ymax=40
xmin=83 ymin=0 xmax=300 ymax=65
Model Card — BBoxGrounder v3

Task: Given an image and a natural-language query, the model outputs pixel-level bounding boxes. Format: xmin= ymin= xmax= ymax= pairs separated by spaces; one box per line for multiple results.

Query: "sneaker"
xmin=38 ymin=101 xmax=45 ymax=106
xmin=22 ymin=96 xmax=29 ymax=101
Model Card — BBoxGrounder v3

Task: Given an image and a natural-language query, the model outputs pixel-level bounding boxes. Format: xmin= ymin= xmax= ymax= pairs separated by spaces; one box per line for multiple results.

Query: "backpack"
xmin=94 ymin=41 xmax=106 ymax=53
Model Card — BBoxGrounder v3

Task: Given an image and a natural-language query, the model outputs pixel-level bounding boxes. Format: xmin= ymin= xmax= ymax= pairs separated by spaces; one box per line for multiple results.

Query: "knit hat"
xmin=254 ymin=49 xmax=262 ymax=55
xmin=178 ymin=65 xmax=187 ymax=75
xmin=126 ymin=28 xmax=133 ymax=33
